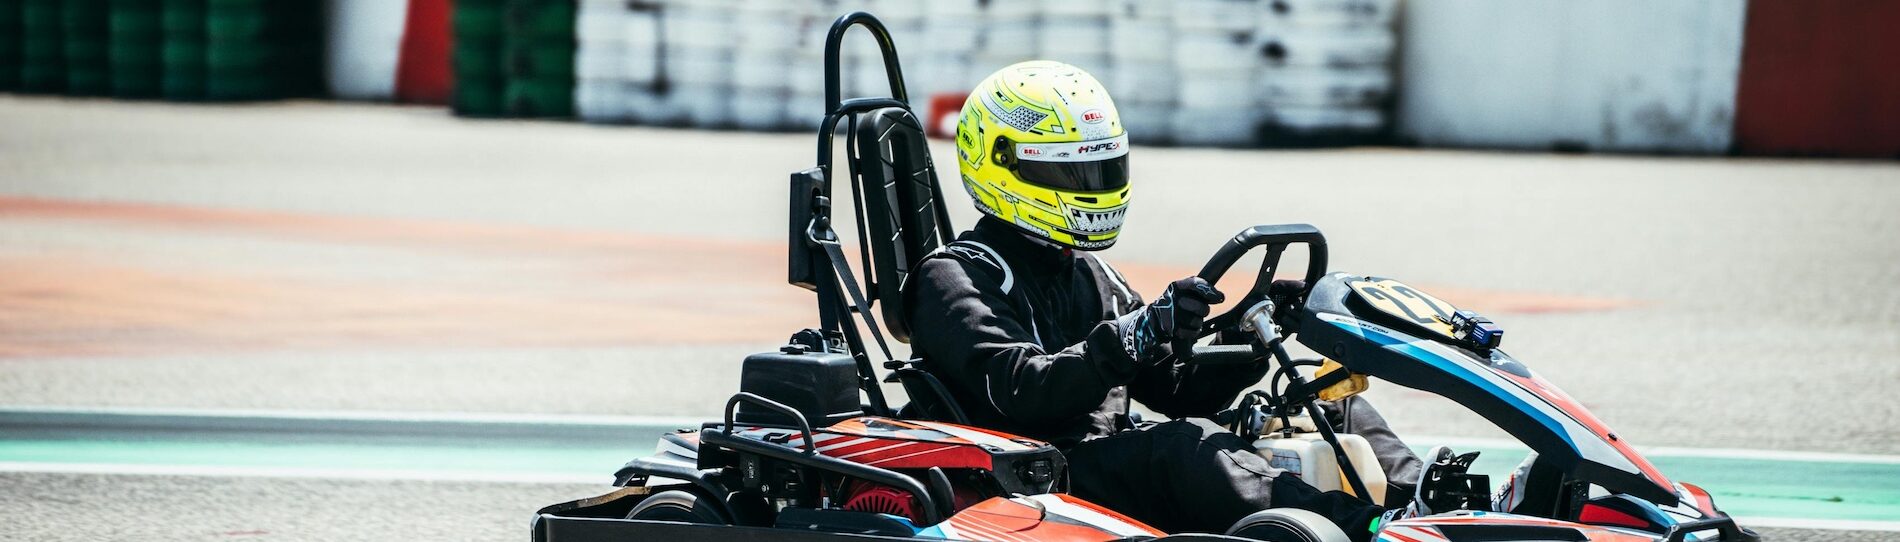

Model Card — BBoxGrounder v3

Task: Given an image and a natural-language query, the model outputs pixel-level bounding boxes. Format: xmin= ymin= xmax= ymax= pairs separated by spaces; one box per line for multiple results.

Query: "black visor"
xmin=1015 ymin=155 xmax=1129 ymax=192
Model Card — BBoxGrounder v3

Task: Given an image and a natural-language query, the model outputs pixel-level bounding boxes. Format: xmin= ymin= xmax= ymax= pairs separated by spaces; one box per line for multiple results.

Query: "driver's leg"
xmin=1320 ymin=396 xmax=1425 ymax=507
xmin=1065 ymin=418 xmax=1385 ymax=539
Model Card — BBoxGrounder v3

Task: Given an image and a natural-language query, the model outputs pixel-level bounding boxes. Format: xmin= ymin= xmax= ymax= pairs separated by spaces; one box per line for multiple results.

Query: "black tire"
xmin=454 ymin=0 xmax=503 ymax=41
xmin=161 ymin=0 xmax=204 ymax=36
xmin=503 ymin=40 xmax=573 ymax=79
xmin=109 ymin=0 xmax=162 ymax=39
xmin=452 ymin=75 xmax=505 ymax=117
xmin=453 ymin=38 xmax=503 ymax=80
xmin=624 ymin=489 xmax=730 ymax=525
xmin=502 ymin=0 xmax=574 ymax=41
xmin=1226 ymin=509 xmax=1351 ymax=542
xmin=503 ymin=76 xmax=573 ymax=118
xmin=0 ymin=0 xmax=18 ymax=91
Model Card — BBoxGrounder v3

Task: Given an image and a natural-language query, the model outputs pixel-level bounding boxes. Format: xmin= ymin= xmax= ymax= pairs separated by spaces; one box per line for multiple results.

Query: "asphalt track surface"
xmin=2 ymin=96 xmax=1898 ymax=540
xmin=2 ymin=408 xmax=1895 ymax=527
xmin=0 ymin=473 xmax=1878 ymax=542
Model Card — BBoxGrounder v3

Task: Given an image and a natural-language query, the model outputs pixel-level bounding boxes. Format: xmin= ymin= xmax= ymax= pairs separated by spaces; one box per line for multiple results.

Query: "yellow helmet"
xmin=955 ymin=61 xmax=1129 ymax=251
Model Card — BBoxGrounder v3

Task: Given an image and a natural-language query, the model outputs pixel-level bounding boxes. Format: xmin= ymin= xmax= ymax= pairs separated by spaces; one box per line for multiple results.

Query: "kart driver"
xmin=907 ymin=61 xmax=1424 ymax=540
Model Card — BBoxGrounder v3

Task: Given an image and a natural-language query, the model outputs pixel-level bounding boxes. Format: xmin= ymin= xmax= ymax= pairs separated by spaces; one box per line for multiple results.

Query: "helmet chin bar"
xmin=1012 ymin=217 xmax=1119 ymax=251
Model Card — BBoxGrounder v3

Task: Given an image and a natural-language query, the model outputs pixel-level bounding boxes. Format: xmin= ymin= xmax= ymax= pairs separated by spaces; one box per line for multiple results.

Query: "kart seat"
xmin=788 ymin=16 xmax=967 ymax=426
xmin=853 ymin=105 xmax=943 ymax=343
xmin=846 ymin=105 xmax=968 ymax=425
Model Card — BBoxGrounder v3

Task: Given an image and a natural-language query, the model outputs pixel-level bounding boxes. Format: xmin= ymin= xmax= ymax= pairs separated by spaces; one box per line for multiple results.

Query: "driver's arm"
xmin=909 ymin=258 xmax=1140 ymax=426
xmin=1128 ymin=352 xmax=1270 ymax=419
xmin=1091 ymin=277 xmax=1267 ymax=419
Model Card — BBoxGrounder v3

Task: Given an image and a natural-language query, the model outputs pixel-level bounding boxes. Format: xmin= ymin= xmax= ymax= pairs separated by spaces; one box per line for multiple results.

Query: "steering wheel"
xmin=1193 ymin=224 xmax=1329 ymax=338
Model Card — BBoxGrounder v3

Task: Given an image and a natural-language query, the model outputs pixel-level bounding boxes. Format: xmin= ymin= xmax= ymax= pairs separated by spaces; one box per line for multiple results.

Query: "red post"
xmin=395 ymin=0 xmax=455 ymax=104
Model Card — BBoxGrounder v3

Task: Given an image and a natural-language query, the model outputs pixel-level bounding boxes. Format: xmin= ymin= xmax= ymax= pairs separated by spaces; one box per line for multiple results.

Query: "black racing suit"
xmin=907 ymin=217 xmax=1424 ymax=537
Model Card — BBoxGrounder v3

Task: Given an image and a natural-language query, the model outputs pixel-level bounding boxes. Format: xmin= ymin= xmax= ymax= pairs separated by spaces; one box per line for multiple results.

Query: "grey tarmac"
xmin=2 ymin=97 xmax=1897 ymax=541
xmin=0 ymin=473 xmax=1881 ymax=542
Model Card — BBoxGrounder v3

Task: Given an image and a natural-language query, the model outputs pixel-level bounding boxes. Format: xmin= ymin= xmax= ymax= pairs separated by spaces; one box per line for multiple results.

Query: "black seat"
xmin=782 ymin=12 xmax=968 ymax=426
xmin=845 ymin=106 xmax=970 ymax=425
xmin=852 ymin=106 xmax=945 ymax=343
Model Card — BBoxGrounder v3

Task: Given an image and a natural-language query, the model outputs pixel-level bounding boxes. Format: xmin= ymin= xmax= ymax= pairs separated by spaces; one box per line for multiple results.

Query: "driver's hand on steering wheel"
xmin=1116 ymin=277 xmax=1225 ymax=365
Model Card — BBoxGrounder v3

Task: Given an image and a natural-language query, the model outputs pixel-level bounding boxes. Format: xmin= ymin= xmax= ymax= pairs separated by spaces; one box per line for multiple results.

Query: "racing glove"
xmin=1216 ymin=279 xmax=1308 ymax=345
xmin=1116 ymin=276 xmax=1224 ymax=365
xmin=1268 ymin=279 xmax=1306 ymax=299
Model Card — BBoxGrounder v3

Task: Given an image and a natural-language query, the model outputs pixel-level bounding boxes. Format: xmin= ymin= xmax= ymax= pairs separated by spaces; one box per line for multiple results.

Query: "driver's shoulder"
xmin=1077 ymin=252 xmax=1140 ymax=308
xmin=919 ymin=239 xmax=1017 ymax=294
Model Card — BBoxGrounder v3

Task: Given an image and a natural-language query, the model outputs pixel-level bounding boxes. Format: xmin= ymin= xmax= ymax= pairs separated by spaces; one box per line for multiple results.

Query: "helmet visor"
xmin=1016 ymin=155 xmax=1129 ymax=192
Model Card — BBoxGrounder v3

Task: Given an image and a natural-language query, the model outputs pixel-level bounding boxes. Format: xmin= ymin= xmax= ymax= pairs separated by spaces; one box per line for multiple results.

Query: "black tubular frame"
xmin=797 ymin=11 xmax=955 ymax=418
xmin=709 ymin=393 xmax=945 ymax=525
xmin=1269 ymin=340 xmax=1376 ymax=502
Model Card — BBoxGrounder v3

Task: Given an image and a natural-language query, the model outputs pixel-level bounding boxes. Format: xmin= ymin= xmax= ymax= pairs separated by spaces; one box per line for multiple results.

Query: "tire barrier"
xmin=19 ymin=0 xmax=63 ymax=93
xmin=0 ymin=0 xmax=22 ymax=92
xmin=109 ymin=0 xmax=164 ymax=98
xmin=62 ymin=0 xmax=110 ymax=96
xmin=549 ymin=0 xmax=1397 ymax=146
xmin=1 ymin=0 xmax=323 ymax=102
xmin=452 ymin=0 xmax=506 ymax=116
xmin=160 ymin=0 xmax=205 ymax=100
xmin=454 ymin=0 xmax=575 ymax=118
xmin=7 ymin=0 xmax=1395 ymax=148
xmin=501 ymin=0 xmax=575 ymax=117
xmin=204 ymin=0 xmax=323 ymax=101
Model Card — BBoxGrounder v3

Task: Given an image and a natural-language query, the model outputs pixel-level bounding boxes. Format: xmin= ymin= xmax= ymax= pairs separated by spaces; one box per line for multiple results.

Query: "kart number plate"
xmin=1346 ymin=278 xmax=1459 ymax=339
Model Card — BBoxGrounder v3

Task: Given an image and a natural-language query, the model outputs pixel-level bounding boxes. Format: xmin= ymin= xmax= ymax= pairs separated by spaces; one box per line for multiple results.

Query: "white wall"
xmin=325 ymin=0 xmax=410 ymax=101
xmin=1396 ymin=0 xmax=1747 ymax=153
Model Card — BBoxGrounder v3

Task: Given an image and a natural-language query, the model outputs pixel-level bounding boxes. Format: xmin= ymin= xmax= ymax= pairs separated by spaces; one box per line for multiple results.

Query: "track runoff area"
xmin=2 ymin=407 xmax=1895 ymax=533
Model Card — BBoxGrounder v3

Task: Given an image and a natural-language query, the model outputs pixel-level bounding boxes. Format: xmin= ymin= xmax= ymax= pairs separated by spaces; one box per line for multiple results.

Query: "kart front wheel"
xmin=625 ymin=489 xmax=730 ymax=524
xmin=1225 ymin=509 xmax=1350 ymax=542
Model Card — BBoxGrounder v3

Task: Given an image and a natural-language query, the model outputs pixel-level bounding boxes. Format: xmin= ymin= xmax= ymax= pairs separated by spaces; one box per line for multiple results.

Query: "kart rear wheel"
xmin=1225 ymin=509 xmax=1350 ymax=542
xmin=625 ymin=489 xmax=730 ymax=524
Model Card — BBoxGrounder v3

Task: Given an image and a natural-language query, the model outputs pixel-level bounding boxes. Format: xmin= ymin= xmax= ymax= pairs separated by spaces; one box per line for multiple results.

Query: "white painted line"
xmin=1638 ymin=446 xmax=1900 ymax=466
xmin=0 ymin=405 xmax=708 ymax=430
xmin=1402 ymin=435 xmax=1900 ymax=465
xmin=6 ymin=407 xmax=1899 ymax=465
xmin=0 ymin=461 xmax=607 ymax=485
xmin=1735 ymin=516 xmax=1900 ymax=533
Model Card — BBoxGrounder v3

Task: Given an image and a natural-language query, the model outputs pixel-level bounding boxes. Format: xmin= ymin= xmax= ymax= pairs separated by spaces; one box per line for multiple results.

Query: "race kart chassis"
xmin=532 ymin=10 xmax=1761 ymax=542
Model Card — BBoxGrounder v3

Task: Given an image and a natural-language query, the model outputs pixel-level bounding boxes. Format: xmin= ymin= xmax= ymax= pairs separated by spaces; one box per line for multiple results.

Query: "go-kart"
xmin=530 ymin=11 xmax=1760 ymax=542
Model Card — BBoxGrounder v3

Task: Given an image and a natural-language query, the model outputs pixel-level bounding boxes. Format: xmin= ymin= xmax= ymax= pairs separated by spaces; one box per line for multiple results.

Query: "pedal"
xmin=1418 ymin=449 xmax=1491 ymax=513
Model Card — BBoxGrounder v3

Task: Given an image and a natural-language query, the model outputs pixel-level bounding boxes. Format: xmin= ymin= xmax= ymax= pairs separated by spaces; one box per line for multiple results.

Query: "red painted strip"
xmin=865 ymin=446 xmax=995 ymax=469
xmin=1406 ymin=516 xmax=1581 ymax=526
xmin=1380 ymin=528 xmax=1426 ymax=542
xmin=953 ymin=515 xmax=1026 ymax=542
xmin=866 ymin=446 xmax=952 ymax=465
xmin=1580 ymin=504 xmax=1651 ymax=529
xmin=1680 ymin=482 xmax=1718 ymax=516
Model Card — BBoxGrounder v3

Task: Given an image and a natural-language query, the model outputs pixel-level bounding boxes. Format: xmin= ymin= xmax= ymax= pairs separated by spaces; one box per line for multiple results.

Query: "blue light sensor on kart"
xmin=1447 ymin=310 xmax=1503 ymax=351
